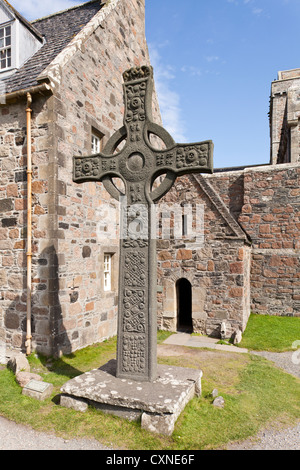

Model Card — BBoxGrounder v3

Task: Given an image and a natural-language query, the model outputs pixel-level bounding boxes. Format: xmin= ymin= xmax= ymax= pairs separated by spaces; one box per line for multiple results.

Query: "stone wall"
xmin=0 ymin=93 xmax=53 ymax=351
xmin=157 ymin=161 xmax=300 ymax=337
xmin=157 ymin=174 xmax=251 ymax=338
xmin=0 ymin=0 xmax=162 ymax=356
xmin=50 ymin=0 xmax=160 ymax=356
xmin=207 ymin=163 xmax=300 ymax=318
xmin=238 ymin=164 xmax=300 ymax=316
xmin=1 ymin=2 xmax=300 ymax=354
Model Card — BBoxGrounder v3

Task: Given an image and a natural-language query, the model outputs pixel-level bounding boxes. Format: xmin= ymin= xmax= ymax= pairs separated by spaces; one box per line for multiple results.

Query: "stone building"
xmin=157 ymin=68 xmax=300 ymax=337
xmin=156 ymin=174 xmax=252 ymax=338
xmin=0 ymin=0 xmax=161 ymax=357
xmin=0 ymin=0 xmax=299 ymax=358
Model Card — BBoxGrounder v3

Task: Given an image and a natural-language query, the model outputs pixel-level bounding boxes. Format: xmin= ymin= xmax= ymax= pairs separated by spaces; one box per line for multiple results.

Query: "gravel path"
xmin=0 ymin=349 xmax=299 ymax=450
xmin=0 ymin=415 xmax=112 ymax=450
xmin=227 ymin=422 xmax=300 ymax=450
xmin=227 ymin=349 xmax=300 ymax=450
xmin=252 ymin=350 xmax=300 ymax=379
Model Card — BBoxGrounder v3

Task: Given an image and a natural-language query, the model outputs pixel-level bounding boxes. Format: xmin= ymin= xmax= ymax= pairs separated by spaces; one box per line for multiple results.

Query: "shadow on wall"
xmin=4 ymin=245 xmax=72 ymax=358
xmin=229 ymin=174 xmax=244 ymax=221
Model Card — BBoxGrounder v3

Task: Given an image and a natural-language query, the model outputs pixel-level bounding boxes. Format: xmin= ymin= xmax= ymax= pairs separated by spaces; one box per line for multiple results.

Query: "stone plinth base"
xmin=22 ymin=380 xmax=53 ymax=401
xmin=60 ymin=360 xmax=202 ymax=436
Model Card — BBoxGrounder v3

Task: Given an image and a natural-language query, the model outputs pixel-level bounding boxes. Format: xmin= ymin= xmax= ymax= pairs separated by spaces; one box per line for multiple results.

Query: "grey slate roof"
xmin=1 ymin=0 xmax=104 ymax=94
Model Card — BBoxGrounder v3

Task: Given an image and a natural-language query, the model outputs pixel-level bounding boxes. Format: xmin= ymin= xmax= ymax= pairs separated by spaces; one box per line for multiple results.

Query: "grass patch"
xmin=157 ymin=330 xmax=175 ymax=344
xmin=0 ymin=330 xmax=299 ymax=450
xmin=159 ymin=351 xmax=300 ymax=449
xmin=239 ymin=313 xmax=300 ymax=352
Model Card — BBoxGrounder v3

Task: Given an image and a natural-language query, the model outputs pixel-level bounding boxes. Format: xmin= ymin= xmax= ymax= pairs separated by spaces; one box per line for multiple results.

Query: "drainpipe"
xmin=25 ymin=92 xmax=32 ymax=356
xmin=0 ymin=82 xmax=52 ymax=356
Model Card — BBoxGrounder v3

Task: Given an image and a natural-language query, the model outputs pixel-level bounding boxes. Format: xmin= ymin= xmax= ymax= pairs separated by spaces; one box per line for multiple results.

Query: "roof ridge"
xmin=1 ymin=0 xmax=116 ymax=94
xmin=36 ymin=0 xmax=120 ymax=89
xmin=31 ymin=0 xmax=103 ymax=24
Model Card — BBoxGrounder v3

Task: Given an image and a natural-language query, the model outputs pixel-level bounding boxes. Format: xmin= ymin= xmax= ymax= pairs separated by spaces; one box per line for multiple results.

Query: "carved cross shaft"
xmin=73 ymin=66 xmax=213 ymax=382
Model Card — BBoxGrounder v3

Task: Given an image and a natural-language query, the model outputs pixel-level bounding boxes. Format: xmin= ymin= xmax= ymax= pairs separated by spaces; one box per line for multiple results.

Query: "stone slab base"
xmin=60 ymin=360 xmax=202 ymax=436
xmin=22 ymin=380 xmax=53 ymax=401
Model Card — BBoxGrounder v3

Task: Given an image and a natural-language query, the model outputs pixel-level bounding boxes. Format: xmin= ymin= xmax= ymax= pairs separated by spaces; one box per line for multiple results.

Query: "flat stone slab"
xmin=60 ymin=360 xmax=202 ymax=435
xmin=22 ymin=380 xmax=53 ymax=401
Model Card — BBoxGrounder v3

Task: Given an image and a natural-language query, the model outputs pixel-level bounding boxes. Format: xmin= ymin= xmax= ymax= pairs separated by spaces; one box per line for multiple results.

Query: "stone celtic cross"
xmin=73 ymin=66 xmax=213 ymax=382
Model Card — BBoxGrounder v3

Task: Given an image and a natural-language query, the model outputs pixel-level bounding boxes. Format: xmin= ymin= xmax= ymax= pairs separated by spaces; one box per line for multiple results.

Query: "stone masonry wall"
xmin=2 ymin=2 xmax=300 ymax=355
xmin=238 ymin=164 xmax=300 ymax=316
xmin=43 ymin=0 xmax=161 ymax=355
xmin=207 ymin=163 xmax=300 ymax=318
xmin=0 ymin=0 xmax=162 ymax=356
xmin=157 ymin=175 xmax=251 ymax=338
xmin=0 ymin=92 xmax=53 ymax=352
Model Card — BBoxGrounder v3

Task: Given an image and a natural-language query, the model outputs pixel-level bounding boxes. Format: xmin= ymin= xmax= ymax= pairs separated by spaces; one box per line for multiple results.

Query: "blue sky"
xmin=10 ymin=0 xmax=300 ymax=168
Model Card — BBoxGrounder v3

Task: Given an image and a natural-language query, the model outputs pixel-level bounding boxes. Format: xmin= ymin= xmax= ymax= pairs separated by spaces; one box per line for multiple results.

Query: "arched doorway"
xmin=176 ymin=278 xmax=193 ymax=332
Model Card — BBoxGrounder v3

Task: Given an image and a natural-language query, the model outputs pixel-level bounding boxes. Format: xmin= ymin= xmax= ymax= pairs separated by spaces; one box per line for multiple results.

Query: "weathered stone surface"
xmin=60 ymin=394 xmax=88 ymax=412
xmin=0 ymin=0 xmax=156 ymax=358
xmin=7 ymin=353 xmax=30 ymax=375
xmin=4 ymin=312 xmax=19 ymax=330
xmin=1 ymin=0 xmax=300 ymax=364
xmin=141 ymin=412 xmax=177 ymax=436
xmin=16 ymin=372 xmax=43 ymax=388
xmin=213 ymin=396 xmax=225 ymax=408
xmin=60 ymin=359 xmax=202 ymax=435
xmin=157 ymin=172 xmax=252 ymax=339
xmin=220 ymin=322 xmax=227 ymax=339
xmin=90 ymin=402 xmax=141 ymax=422
xmin=0 ymin=199 xmax=13 ymax=213
xmin=73 ymin=65 xmax=213 ymax=382
xmin=22 ymin=380 xmax=53 ymax=401
xmin=233 ymin=329 xmax=242 ymax=344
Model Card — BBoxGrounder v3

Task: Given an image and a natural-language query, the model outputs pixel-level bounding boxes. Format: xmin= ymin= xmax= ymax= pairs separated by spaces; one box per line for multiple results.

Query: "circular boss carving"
xmin=127 ymin=153 xmax=145 ymax=172
xmin=101 ymin=123 xmax=177 ymax=201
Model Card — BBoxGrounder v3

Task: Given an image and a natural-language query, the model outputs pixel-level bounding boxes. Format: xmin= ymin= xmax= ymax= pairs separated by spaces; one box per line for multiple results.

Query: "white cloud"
xmin=181 ymin=65 xmax=202 ymax=77
xmin=205 ymin=55 xmax=219 ymax=62
xmin=11 ymin=0 xmax=80 ymax=21
xmin=148 ymin=43 xmax=187 ymax=143
xmin=227 ymin=0 xmax=263 ymax=15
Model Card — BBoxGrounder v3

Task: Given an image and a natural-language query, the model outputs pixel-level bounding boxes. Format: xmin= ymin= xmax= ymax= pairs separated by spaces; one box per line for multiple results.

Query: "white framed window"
xmin=0 ymin=24 xmax=12 ymax=70
xmin=91 ymin=129 xmax=104 ymax=154
xmin=91 ymin=133 xmax=100 ymax=154
xmin=104 ymin=254 xmax=112 ymax=292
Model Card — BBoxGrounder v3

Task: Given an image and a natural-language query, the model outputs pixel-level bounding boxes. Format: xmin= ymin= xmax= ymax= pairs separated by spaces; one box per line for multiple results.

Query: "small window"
xmin=104 ymin=254 xmax=112 ymax=291
xmin=91 ymin=129 xmax=104 ymax=154
xmin=0 ymin=25 xmax=12 ymax=70
xmin=182 ymin=214 xmax=188 ymax=237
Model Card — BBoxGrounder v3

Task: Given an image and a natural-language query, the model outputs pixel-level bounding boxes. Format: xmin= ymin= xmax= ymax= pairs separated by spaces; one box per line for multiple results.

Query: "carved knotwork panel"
xmin=122 ymin=334 xmax=146 ymax=374
xmin=123 ymin=288 xmax=146 ymax=333
xmin=124 ymin=251 xmax=147 ymax=287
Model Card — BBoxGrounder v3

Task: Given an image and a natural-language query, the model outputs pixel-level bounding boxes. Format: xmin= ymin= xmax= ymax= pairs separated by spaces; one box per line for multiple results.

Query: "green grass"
xmin=157 ymin=330 xmax=175 ymax=343
xmin=239 ymin=313 xmax=300 ymax=352
xmin=0 ymin=317 xmax=299 ymax=449
xmin=171 ymin=353 xmax=300 ymax=449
